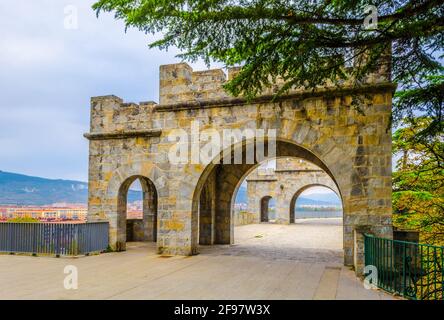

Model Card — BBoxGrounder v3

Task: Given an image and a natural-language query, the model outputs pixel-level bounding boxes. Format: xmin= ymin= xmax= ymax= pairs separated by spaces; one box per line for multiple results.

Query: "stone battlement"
xmin=159 ymin=63 xmax=242 ymax=104
xmin=87 ymin=60 xmax=394 ymax=135
xmin=158 ymin=60 xmax=391 ymax=105
xmin=89 ymin=96 xmax=157 ymax=134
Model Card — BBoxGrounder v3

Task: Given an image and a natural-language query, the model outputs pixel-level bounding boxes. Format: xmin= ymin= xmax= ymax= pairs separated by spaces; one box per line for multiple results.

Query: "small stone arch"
xmin=104 ymin=163 xmax=162 ymax=251
xmin=260 ymin=196 xmax=273 ymax=222
xmin=105 ymin=162 xmax=162 ymax=199
xmin=114 ymin=175 xmax=158 ymax=251
xmin=289 ymin=184 xmax=342 ymax=223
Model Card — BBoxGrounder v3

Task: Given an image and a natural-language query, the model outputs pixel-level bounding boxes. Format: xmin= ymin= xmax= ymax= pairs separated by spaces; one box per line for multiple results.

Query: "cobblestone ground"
xmin=0 ymin=219 xmax=396 ymax=300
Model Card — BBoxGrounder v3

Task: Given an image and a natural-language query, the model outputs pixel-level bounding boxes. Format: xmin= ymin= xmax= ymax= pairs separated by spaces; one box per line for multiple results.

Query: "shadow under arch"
xmin=116 ymin=175 xmax=158 ymax=251
xmin=191 ymin=137 xmax=345 ymax=250
xmin=289 ymin=184 xmax=342 ymax=223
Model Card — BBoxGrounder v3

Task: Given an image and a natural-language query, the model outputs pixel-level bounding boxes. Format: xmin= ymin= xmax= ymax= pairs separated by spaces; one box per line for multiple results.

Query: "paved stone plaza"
xmin=0 ymin=219 xmax=395 ymax=300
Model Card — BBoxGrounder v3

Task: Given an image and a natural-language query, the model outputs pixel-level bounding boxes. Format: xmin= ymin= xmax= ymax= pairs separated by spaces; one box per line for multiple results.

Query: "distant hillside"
xmin=298 ymin=192 xmax=341 ymax=205
xmin=0 ymin=170 xmax=341 ymax=207
xmin=0 ymin=170 xmax=141 ymax=205
xmin=293 ymin=196 xmax=340 ymax=206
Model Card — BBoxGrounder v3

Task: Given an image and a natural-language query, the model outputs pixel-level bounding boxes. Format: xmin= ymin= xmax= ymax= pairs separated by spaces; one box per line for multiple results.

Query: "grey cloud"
xmin=0 ymin=0 xmax=222 ymax=181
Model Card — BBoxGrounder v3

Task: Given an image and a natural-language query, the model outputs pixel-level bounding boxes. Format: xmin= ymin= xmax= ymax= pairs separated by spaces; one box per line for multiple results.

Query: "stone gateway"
xmin=85 ymin=60 xmax=394 ymax=273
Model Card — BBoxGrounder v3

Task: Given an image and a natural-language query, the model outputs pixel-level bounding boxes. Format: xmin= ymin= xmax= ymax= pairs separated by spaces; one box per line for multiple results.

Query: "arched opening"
xmin=193 ymin=138 xmax=347 ymax=264
xmin=260 ymin=196 xmax=274 ymax=222
xmin=290 ymin=185 xmax=342 ymax=222
xmin=125 ymin=179 xmax=143 ymax=242
xmin=117 ymin=175 xmax=158 ymax=250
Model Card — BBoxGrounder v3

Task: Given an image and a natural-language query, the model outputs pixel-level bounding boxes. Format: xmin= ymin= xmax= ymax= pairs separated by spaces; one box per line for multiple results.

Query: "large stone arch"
xmin=190 ymin=136 xmax=355 ymax=262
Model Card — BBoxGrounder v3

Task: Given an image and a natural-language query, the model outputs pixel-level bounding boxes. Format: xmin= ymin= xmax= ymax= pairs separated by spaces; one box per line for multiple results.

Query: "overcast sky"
xmin=0 ymin=1 xmax=348 ymax=199
xmin=0 ymin=0 xmax=217 ymax=182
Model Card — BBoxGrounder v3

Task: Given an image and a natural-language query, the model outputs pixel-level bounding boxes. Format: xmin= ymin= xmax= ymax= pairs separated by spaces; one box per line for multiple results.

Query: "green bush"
xmin=7 ymin=217 xmax=39 ymax=223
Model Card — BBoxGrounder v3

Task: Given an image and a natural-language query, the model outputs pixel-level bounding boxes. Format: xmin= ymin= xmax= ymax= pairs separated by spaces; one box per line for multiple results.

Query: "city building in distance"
xmin=0 ymin=204 xmax=87 ymax=222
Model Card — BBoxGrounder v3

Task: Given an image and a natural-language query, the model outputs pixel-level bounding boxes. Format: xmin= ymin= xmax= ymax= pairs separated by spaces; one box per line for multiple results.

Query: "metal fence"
xmin=364 ymin=234 xmax=443 ymax=300
xmin=0 ymin=222 xmax=109 ymax=256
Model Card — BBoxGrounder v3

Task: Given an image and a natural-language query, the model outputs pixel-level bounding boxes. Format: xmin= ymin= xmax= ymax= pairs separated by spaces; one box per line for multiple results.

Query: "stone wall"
xmin=233 ymin=211 xmax=256 ymax=226
xmin=85 ymin=59 xmax=394 ymax=269
xmin=126 ymin=219 xmax=145 ymax=242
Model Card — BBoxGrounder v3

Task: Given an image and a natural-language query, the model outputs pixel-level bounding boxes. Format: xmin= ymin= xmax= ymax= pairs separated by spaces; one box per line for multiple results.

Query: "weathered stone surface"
xmin=86 ymin=61 xmax=394 ymax=272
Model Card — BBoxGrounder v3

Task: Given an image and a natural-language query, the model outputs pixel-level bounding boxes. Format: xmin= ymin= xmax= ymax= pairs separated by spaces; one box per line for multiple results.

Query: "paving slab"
xmin=0 ymin=219 xmax=396 ymax=300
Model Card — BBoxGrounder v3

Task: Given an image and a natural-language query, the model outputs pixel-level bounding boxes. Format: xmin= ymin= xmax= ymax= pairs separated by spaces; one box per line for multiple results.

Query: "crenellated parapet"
xmin=86 ymin=95 xmax=157 ymax=137
xmin=159 ymin=63 xmax=242 ymax=105
xmin=156 ymin=50 xmax=392 ymax=106
xmin=86 ymin=58 xmax=394 ymax=140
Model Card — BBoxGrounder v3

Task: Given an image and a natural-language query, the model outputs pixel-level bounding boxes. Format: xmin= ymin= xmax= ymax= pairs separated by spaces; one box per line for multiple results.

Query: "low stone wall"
xmin=234 ymin=211 xmax=255 ymax=226
xmin=295 ymin=210 xmax=343 ymax=219
xmin=126 ymin=219 xmax=145 ymax=242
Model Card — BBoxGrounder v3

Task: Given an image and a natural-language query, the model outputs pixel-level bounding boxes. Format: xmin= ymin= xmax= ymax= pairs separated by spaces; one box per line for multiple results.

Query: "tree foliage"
xmin=7 ymin=217 xmax=39 ymax=223
xmin=393 ymin=117 xmax=444 ymax=245
xmin=93 ymin=1 xmax=443 ymax=119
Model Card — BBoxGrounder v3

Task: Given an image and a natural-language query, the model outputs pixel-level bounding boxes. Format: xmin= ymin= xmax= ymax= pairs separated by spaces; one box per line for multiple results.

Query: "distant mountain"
xmin=0 ymin=170 xmax=141 ymax=206
xmin=0 ymin=170 xmax=341 ymax=207
xmin=295 ymin=196 xmax=340 ymax=206
xmin=234 ymin=184 xmax=341 ymax=206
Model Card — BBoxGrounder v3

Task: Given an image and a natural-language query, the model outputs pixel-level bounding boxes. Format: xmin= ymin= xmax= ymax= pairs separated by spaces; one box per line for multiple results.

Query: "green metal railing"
xmin=364 ymin=234 xmax=443 ymax=300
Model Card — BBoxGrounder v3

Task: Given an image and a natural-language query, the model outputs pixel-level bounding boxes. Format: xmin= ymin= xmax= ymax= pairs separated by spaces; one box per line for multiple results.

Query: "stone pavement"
xmin=0 ymin=219 xmax=396 ymax=300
